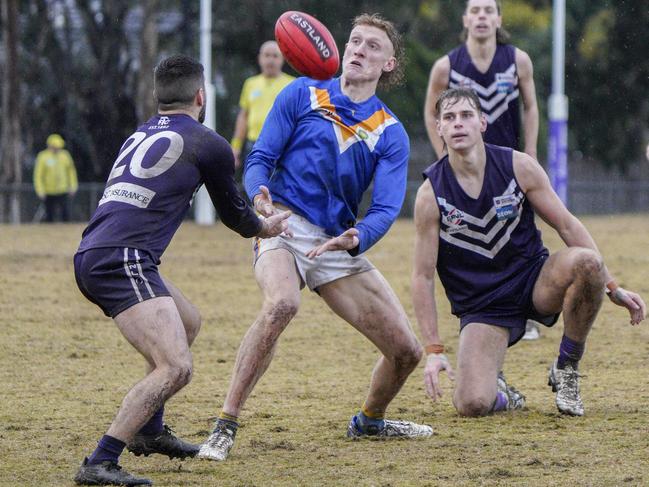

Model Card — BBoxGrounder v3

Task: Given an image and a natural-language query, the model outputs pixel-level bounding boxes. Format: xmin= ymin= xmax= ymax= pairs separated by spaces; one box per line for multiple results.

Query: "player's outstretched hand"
xmin=254 ymin=185 xmax=276 ymax=218
xmin=305 ymin=228 xmax=360 ymax=259
xmin=608 ymin=287 xmax=647 ymax=325
xmin=258 ymin=210 xmax=292 ymax=239
xmin=423 ymin=353 xmax=455 ymax=402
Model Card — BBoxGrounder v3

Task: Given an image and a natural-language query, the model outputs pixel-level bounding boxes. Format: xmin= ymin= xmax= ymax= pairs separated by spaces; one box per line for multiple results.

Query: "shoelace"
xmin=210 ymin=427 xmax=234 ymax=448
xmin=558 ymin=368 xmax=583 ymax=397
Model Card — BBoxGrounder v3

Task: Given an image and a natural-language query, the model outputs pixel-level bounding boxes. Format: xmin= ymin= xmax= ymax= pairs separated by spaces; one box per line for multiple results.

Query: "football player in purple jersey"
xmin=412 ymin=88 xmax=645 ymax=419
xmin=72 ymin=55 xmax=290 ymax=486
xmin=424 ymin=0 xmax=542 ymax=339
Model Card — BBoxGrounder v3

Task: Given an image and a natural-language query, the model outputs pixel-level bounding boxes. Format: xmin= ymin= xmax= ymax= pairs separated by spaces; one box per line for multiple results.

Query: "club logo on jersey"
xmin=442 ymin=207 xmax=468 ymax=233
xmin=150 ymin=116 xmax=171 ymax=130
xmin=493 ymin=194 xmax=519 ymax=220
xmin=495 ymin=72 xmax=516 ymax=94
xmin=308 ymin=87 xmax=398 ymax=153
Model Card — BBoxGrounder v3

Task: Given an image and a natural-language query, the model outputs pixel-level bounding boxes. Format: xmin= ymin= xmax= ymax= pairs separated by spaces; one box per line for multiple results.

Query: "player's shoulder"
xmin=414 ymin=177 xmax=439 ymax=222
xmin=196 ymin=124 xmax=229 ymax=149
xmin=513 ymin=46 xmax=533 ymax=66
xmin=430 ymin=54 xmax=451 ymax=80
xmin=176 ymin=118 xmax=228 ymax=152
xmin=369 ymin=98 xmax=408 ymax=144
xmin=512 ymin=149 xmax=544 ymax=190
xmin=191 ymin=126 xmax=234 ymax=169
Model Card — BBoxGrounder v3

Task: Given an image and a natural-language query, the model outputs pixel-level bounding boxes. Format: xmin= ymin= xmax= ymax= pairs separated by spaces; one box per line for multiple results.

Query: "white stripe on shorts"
xmin=123 ymin=247 xmax=143 ymax=302
xmin=134 ymin=249 xmax=156 ymax=298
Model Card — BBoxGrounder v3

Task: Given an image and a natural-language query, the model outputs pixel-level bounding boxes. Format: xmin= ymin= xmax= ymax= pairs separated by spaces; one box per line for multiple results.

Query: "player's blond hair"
xmin=352 ymin=13 xmax=405 ymax=90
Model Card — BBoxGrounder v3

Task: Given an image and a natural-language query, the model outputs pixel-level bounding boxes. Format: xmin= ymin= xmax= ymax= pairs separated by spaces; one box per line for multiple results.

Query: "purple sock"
xmin=138 ymin=406 xmax=164 ymax=436
xmin=557 ymin=334 xmax=585 ymax=369
xmin=491 ymin=391 xmax=509 ymax=413
xmin=87 ymin=435 xmax=125 ymax=465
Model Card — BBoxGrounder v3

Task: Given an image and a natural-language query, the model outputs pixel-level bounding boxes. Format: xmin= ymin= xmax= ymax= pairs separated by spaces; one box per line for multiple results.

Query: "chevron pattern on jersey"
xmin=438 ymin=178 xmax=524 ymax=259
xmin=449 ymin=64 xmax=519 ymax=125
xmin=309 ymin=86 xmax=398 ymax=154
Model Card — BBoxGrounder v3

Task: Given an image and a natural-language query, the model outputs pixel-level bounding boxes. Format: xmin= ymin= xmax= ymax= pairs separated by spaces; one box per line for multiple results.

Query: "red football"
xmin=274 ymin=11 xmax=340 ymax=80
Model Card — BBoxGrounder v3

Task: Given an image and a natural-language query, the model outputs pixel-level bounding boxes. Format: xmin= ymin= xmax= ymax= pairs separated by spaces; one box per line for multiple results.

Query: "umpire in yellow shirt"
xmin=33 ymin=133 xmax=78 ymax=222
xmin=231 ymin=41 xmax=294 ymax=172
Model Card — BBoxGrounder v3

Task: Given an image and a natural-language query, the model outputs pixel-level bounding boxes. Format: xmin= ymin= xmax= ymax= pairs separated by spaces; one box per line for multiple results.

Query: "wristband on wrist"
xmin=605 ymin=280 xmax=619 ymax=296
xmin=425 ymin=343 xmax=445 ymax=355
xmin=231 ymin=137 xmax=243 ymax=151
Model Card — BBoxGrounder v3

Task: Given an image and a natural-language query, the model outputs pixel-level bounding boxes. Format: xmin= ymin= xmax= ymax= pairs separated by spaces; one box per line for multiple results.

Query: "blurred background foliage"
xmin=1 ymin=0 xmax=648 ymax=183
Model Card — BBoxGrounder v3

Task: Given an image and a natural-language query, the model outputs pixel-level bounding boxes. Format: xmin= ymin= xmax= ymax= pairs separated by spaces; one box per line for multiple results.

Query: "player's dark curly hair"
xmin=352 ymin=13 xmax=405 ymax=90
xmin=154 ymin=55 xmax=204 ymax=110
xmin=435 ymin=88 xmax=482 ymax=119
xmin=460 ymin=0 xmax=511 ymax=44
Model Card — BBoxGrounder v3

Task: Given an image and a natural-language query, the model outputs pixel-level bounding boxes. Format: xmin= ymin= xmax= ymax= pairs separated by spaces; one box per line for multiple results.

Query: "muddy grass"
xmin=1 ymin=215 xmax=648 ymax=486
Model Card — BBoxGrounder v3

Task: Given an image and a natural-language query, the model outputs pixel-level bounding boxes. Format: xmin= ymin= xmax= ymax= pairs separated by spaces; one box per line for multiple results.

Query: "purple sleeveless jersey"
xmin=448 ymin=44 xmax=521 ymax=150
xmin=78 ymin=114 xmax=261 ymax=262
xmin=423 ymin=144 xmax=548 ymax=317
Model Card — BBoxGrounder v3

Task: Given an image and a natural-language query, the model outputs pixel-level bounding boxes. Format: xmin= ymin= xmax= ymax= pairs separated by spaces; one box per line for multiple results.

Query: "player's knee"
xmin=572 ymin=249 xmax=605 ymax=286
xmin=392 ymin=341 xmax=423 ymax=373
xmin=454 ymin=393 xmax=492 ymax=417
xmin=263 ymin=296 xmax=300 ymax=326
xmin=166 ymin=354 xmax=193 ymax=389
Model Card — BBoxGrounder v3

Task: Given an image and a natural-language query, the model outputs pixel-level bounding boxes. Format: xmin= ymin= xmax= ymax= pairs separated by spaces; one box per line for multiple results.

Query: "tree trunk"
xmin=136 ymin=0 xmax=159 ymax=123
xmin=1 ymin=0 xmax=22 ymax=223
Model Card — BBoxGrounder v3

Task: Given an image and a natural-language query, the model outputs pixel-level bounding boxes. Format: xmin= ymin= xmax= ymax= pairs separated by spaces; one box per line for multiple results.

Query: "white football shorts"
xmin=252 ymin=210 xmax=375 ymax=291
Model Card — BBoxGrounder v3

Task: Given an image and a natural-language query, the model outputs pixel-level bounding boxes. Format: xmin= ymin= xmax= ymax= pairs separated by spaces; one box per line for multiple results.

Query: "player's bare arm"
xmin=412 ymin=180 xmax=455 ymax=401
xmin=513 ymin=152 xmax=646 ymax=324
xmin=515 ymin=48 xmax=539 ymax=159
xmin=424 ymin=56 xmax=451 ymax=158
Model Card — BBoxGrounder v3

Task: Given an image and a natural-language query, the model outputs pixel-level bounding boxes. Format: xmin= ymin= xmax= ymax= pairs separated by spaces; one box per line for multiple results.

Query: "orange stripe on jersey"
xmin=312 ymin=88 xmax=342 ymax=124
xmin=309 ymin=86 xmax=397 ymax=152
xmin=357 ymin=109 xmax=393 ymax=133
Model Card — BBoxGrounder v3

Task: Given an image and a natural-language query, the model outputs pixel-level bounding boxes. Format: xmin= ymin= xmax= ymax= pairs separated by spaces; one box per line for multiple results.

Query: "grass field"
xmin=1 ymin=215 xmax=648 ymax=486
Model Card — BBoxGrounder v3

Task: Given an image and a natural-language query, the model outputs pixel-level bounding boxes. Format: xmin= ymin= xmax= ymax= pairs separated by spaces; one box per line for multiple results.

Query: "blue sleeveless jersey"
xmin=423 ymin=144 xmax=547 ymax=316
xmin=448 ymin=44 xmax=520 ymax=150
xmin=78 ymin=114 xmax=261 ymax=262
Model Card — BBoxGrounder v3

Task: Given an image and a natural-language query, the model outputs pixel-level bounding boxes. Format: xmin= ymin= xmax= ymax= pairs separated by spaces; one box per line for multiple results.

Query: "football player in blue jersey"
xmin=198 ymin=13 xmax=433 ymax=462
xmin=72 ymin=55 xmax=290 ymax=486
xmin=425 ymin=0 xmax=542 ymax=339
xmin=412 ymin=88 xmax=645 ymax=419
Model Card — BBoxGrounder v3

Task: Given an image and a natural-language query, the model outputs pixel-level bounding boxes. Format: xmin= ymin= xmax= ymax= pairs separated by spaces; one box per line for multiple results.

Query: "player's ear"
xmin=196 ymin=87 xmax=205 ymax=107
xmin=383 ymin=56 xmax=396 ymax=74
xmin=479 ymin=113 xmax=487 ymax=133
